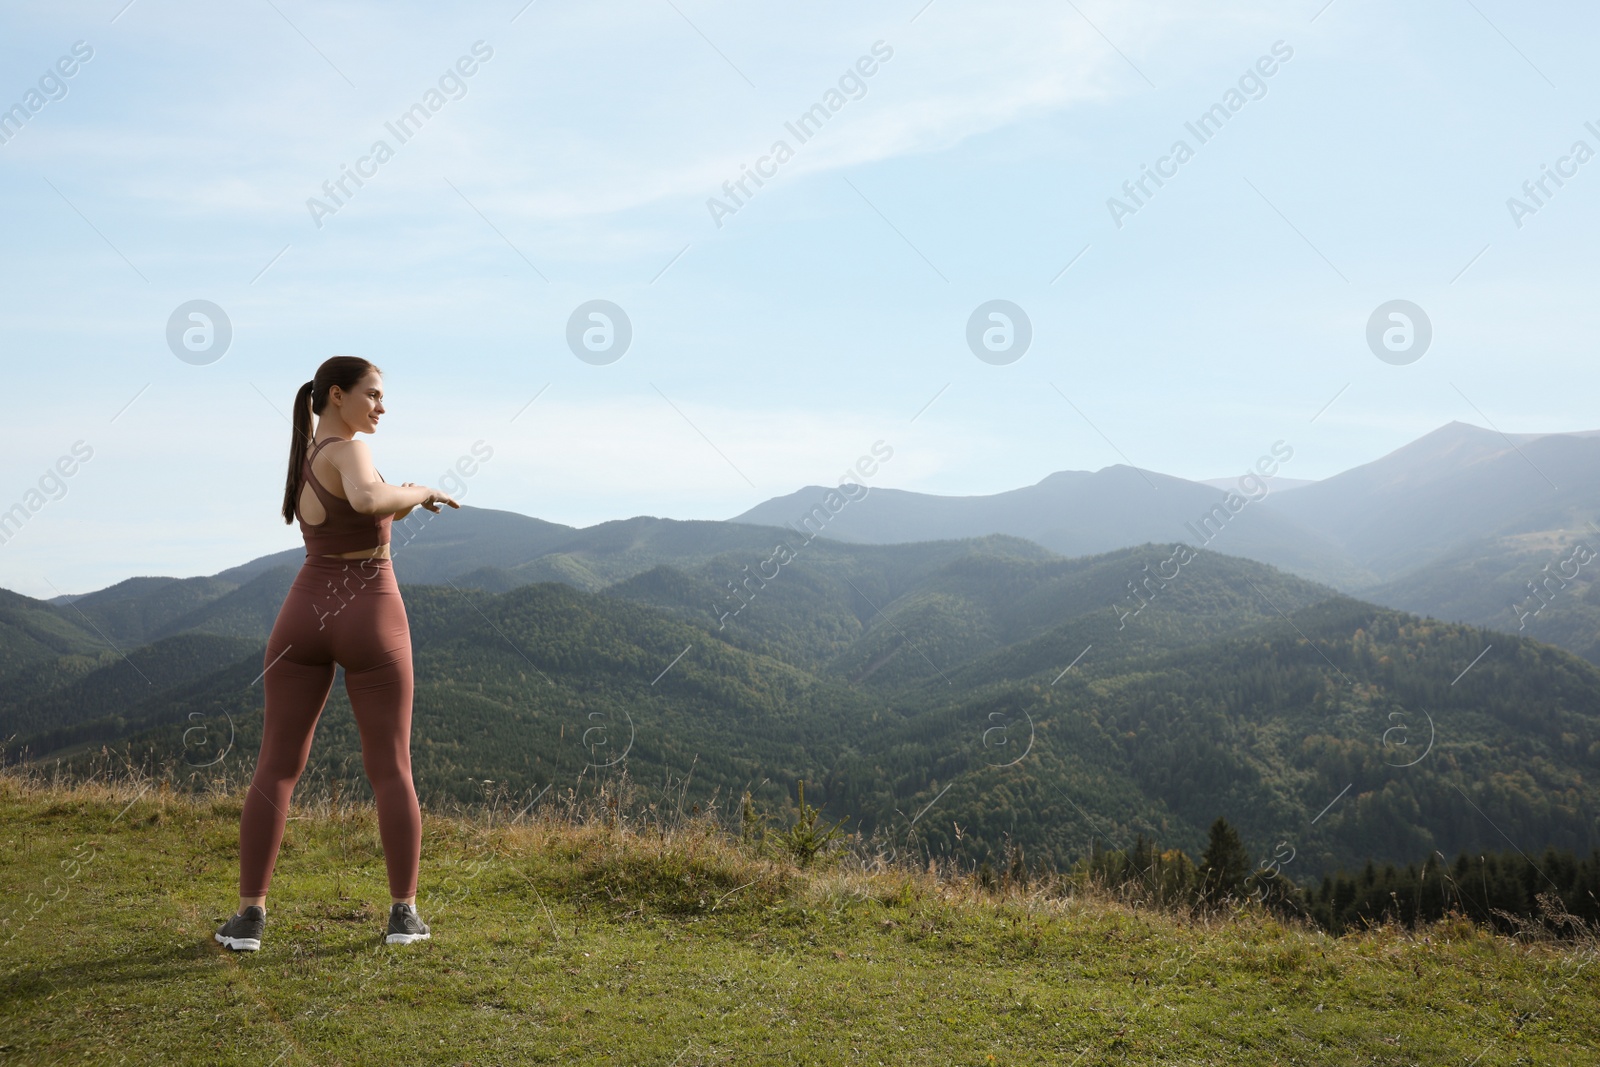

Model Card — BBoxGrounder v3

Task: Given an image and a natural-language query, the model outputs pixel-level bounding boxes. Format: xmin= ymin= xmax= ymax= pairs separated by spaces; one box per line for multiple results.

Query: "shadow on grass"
xmin=1 ymin=939 xmax=222 ymax=1006
xmin=0 ymin=926 xmax=401 ymax=1008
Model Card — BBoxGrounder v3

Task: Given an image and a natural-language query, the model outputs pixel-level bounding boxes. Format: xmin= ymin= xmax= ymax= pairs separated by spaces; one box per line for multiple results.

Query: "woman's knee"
xmin=362 ymin=751 xmax=414 ymax=788
xmin=251 ymin=750 xmax=312 ymax=787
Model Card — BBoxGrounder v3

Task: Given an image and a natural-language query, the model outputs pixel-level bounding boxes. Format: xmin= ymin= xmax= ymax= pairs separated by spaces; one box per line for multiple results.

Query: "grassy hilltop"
xmin=2 ymin=772 xmax=1596 ymax=1066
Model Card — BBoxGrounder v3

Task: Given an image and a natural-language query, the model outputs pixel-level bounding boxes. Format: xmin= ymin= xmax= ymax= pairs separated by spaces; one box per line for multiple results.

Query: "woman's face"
xmin=331 ymin=370 xmax=385 ymax=434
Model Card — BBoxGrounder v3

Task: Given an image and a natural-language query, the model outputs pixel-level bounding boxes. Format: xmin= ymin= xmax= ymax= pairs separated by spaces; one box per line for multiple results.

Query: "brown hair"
xmin=281 ymin=356 xmax=382 ymax=524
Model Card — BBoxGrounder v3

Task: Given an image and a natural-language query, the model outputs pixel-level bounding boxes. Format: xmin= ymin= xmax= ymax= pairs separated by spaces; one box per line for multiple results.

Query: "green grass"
xmin=1 ymin=775 xmax=1596 ymax=1066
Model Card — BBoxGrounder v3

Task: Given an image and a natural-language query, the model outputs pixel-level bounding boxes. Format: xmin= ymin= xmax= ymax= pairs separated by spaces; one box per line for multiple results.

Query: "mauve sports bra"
xmin=298 ymin=436 xmax=393 ymax=555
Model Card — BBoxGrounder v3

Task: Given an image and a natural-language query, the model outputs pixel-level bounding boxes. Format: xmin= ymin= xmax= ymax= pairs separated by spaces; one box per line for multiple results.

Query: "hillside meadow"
xmin=1 ymin=769 xmax=1596 ymax=1066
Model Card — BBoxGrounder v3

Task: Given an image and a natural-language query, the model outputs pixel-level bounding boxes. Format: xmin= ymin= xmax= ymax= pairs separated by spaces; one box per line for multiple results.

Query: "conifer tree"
xmin=1199 ymin=817 xmax=1251 ymax=905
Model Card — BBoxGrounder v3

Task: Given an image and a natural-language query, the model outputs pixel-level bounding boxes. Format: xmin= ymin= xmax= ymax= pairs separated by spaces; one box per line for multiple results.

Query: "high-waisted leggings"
xmin=238 ymin=553 xmax=420 ymax=898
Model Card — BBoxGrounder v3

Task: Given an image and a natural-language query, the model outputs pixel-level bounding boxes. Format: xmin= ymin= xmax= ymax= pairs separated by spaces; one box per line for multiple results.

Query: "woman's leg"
xmin=237 ymin=574 xmax=338 ymax=908
xmin=239 ymin=659 xmax=336 ymax=903
xmin=338 ymin=563 xmax=421 ymax=903
xmin=347 ymin=653 xmax=420 ymax=903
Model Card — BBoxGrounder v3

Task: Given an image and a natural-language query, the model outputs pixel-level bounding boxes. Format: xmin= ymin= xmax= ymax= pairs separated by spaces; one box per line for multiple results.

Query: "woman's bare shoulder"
xmin=320 ymin=437 xmax=373 ymax=458
xmin=321 ymin=437 xmax=379 ymax=479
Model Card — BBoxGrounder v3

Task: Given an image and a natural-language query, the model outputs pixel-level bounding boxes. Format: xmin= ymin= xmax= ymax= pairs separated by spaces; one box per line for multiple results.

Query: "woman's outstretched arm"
xmin=325 ymin=440 xmax=458 ymax=516
xmin=390 ymin=482 xmax=419 ymax=522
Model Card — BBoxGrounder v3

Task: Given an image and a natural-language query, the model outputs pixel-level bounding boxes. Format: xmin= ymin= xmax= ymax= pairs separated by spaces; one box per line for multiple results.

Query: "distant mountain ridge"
xmin=730 ymin=460 xmax=1374 ymax=591
xmin=728 ymin=422 xmax=1600 ymax=664
xmin=32 ymin=420 xmax=1600 ymax=670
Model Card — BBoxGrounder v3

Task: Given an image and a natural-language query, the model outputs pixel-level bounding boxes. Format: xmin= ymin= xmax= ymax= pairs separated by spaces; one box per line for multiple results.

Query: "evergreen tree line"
xmin=1068 ymin=817 xmax=1600 ymax=936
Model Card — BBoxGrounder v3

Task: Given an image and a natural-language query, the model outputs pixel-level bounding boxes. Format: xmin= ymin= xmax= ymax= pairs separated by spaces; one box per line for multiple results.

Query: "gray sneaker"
xmin=215 ymin=906 xmax=264 ymax=952
xmin=385 ymin=902 xmax=431 ymax=945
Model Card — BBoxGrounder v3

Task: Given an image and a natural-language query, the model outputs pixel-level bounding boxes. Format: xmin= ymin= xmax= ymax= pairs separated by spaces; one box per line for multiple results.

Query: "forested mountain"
xmin=1363 ymin=531 xmax=1600 ymax=661
xmin=8 ymin=536 xmax=1598 ymax=882
xmin=12 ymin=422 xmax=1599 ymax=883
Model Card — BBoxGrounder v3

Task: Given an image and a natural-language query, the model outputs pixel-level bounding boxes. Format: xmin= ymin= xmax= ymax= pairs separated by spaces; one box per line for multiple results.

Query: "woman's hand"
xmin=391 ymin=482 xmax=459 ymax=518
xmin=416 ymin=485 xmax=460 ymax=513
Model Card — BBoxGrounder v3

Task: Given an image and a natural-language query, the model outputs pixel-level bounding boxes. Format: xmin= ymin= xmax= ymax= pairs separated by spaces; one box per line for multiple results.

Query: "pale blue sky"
xmin=2 ymin=0 xmax=1597 ymax=597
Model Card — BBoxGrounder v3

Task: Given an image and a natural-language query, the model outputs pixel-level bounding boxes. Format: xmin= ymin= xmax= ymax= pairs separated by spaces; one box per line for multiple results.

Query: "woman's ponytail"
xmin=281 ymin=380 xmax=316 ymax=524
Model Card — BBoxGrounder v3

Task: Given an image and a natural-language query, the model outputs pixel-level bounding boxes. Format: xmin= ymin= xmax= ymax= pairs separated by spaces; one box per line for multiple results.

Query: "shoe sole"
xmin=384 ymin=931 xmax=431 ymax=945
xmin=215 ymin=933 xmax=261 ymax=952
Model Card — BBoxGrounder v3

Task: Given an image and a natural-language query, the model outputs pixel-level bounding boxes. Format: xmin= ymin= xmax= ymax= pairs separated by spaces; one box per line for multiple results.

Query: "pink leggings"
xmin=239 ymin=554 xmax=420 ymax=898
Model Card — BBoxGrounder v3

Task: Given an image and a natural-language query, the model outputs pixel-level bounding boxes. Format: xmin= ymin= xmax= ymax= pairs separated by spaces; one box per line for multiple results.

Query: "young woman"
xmin=215 ymin=356 xmax=459 ymax=951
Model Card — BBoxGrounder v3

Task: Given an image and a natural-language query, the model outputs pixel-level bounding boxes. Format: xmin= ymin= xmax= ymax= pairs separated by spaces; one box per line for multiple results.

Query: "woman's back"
xmin=297 ymin=436 xmax=391 ymax=554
